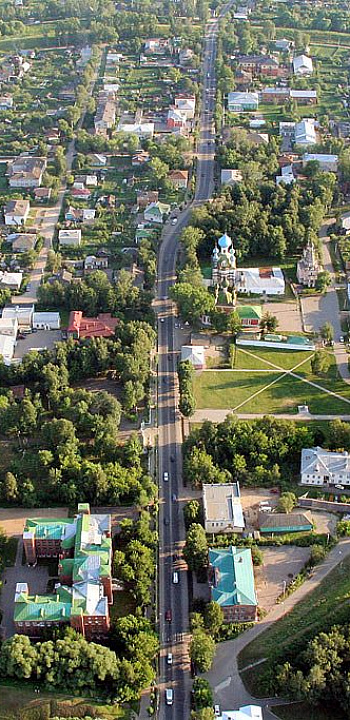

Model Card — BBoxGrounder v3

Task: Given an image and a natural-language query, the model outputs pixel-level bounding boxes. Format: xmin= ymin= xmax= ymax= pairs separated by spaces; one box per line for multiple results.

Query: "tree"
xmin=229 ymin=310 xmax=242 ymax=338
xmin=320 ymin=322 xmax=334 ymax=346
xmin=190 ymin=629 xmax=215 ymax=672
xmin=260 ymin=312 xmax=279 ymax=335
xmin=204 ymin=601 xmax=224 ymax=638
xmin=328 ymin=418 xmax=350 ymax=450
xmin=170 ymin=283 xmax=215 ymax=325
xmin=192 ymin=677 xmax=213 ymax=710
xmin=311 ymin=350 xmax=331 ymax=376
xmin=191 ymin=709 xmax=215 ymax=720
xmin=315 ymin=271 xmax=331 ymax=293
xmin=2 ymin=472 xmax=18 ymax=502
xmin=183 ymin=523 xmax=208 ymax=573
xmin=251 ymin=545 xmax=263 ymax=566
xmin=184 ymin=499 xmax=201 ymax=528
xmin=277 ymin=492 xmax=296 ymax=513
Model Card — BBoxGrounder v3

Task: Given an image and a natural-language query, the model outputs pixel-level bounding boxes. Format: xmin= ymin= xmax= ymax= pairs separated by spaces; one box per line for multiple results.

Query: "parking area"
xmin=255 ymin=545 xmax=311 ymax=613
xmin=14 ymin=330 xmax=62 ymax=359
xmin=263 ymin=300 xmax=303 ymax=333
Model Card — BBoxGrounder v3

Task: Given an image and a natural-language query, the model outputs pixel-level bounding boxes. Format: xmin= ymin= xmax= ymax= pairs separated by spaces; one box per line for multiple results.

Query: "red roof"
xmin=67 ymin=311 xmax=119 ymax=339
xmin=71 ymin=188 xmax=91 ymax=197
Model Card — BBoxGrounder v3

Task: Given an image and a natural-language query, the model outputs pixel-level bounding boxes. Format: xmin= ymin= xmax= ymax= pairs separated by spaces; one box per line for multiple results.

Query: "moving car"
xmin=166 ymin=688 xmax=174 ymax=705
xmin=167 ymin=652 xmax=173 ymax=665
xmin=165 ymin=609 xmax=172 ymax=622
xmin=171 ymin=218 xmax=178 ymax=225
xmin=163 ymin=472 xmax=169 ymax=482
xmin=173 ymin=571 xmax=179 ymax=584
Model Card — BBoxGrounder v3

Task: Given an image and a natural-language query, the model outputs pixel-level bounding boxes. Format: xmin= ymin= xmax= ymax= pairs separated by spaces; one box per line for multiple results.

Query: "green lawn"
xmin=195 ymin=348 xmax=350 ymax=414
xmin=238 ymin=554 xmax=350 ymax=696
xmin=0 ymin=685 xmax=130 ymax=720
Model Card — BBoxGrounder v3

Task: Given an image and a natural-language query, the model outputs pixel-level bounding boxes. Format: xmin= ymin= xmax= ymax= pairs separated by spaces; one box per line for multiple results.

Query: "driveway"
xmin=14 ymin=329 xmax=62 ymax=359
xmin=204 ymin=537 xmax=350 ymax=713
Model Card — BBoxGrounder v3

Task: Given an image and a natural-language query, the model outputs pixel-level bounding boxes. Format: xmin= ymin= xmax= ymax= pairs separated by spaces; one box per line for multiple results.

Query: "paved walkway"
xmin=205 ymin=537 xmax=350 ymax=713
xmin=191 ymin=409 xmax=350 ymax=423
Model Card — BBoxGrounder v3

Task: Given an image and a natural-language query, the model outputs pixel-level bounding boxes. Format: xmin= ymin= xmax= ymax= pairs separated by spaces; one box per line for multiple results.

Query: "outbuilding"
xmin=32 ymin=312 xmax=61 ymax=330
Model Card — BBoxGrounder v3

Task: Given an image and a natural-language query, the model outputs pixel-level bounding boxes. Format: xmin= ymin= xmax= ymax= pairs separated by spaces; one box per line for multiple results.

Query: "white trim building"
xmin=293 ymin=54 xmax=313 ymax=75
xmin=301 ymin=447 xmax=350 ymax=486
xmin=203 ymin=483 xmax=245 ymax=534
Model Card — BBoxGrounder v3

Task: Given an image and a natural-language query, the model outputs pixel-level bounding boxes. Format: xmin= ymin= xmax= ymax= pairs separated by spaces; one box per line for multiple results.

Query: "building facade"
xmin=297 ymin=238 xmax=320 ymax=287
xmin=203 ymin=483 xmax=245 ymax=533
xmin=301 ymin=447 xmax=350 ymax=486
xmin=208 ymin=546 xmax=257 ymax=622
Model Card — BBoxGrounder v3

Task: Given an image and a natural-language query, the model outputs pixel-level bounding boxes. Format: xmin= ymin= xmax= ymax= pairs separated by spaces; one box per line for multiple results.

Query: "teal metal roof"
xmin=209 ymin=546 xmax=257 ymax=607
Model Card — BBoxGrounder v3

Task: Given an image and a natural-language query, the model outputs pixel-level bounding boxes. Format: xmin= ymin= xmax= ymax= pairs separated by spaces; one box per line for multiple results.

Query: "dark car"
xmin=173 ymin=553 xmax=179 ymax=562
xmin=165 ymin=609 xmax=172 ymax=622
xmin=164 ymin=517 xmax=170 ymax=525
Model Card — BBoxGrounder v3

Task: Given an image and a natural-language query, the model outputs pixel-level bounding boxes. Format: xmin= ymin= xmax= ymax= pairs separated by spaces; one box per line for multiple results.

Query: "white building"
xmin=203 ymin=483 xmax=245 ymax=534
xmin=275 ymin=38 xmax=293 ymax=52
xmin=174 ymin=95 xmax=196 ymax=119
xmin=58 ymin=229 xmax=82 ymax=247
xmin=117 ymin=121 xmax=155 ymax=138
xmin=0 ymin=271 xmax=23 ymax=291
xmin=227 ymin=92 xmax=259 ymax=112
xmin=294 ymin=118 xmax=317 ymax=145
xmin=0 ymin=317 xmax=18 ymax=337
xmin=221 ymin=169 xmax=243 ymax=186
xmin=181 ymin=345 xmax=205 ymax=369
xmin=302 ymin=153 xmax=338 ymax=172
xmin=143 ymin=201 xmax=170 ymax=224
xmin=32 ymin=312 xmax=61 ymax=330
xmin=293 ymin=54 xmax=313 ymax=75
xmin=341 ymin=211 xmax=350 ymax=233
xmin=2 ymin=305 xmax=34 ymax=329
xmin=236 ymin=267 xmax=285 ymax=295
xmin=0 ymin=334 xmax=16 ymax=365
xmin=219 ymin=706 xmax=263 ymax=720
xmin=4 ymin=199 xmax=30 ymax=226
xmin=301 ymin=447 xmax=350 ymax=486
xmin=0 ymin=95 xmax=13 ymax=110
xmin=276 ymin=164 xmax=295 ymax=185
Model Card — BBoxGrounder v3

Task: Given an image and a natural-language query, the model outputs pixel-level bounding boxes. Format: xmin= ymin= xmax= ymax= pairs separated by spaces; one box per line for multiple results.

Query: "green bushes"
xmin=178 ymin=360 xmax=196 ymax=417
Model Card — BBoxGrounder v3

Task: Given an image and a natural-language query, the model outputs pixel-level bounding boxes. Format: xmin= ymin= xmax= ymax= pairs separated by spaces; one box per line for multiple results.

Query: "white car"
xmin=163 ymin=472 xmax=169 ymax=482
xmin=214 ymin=705 xmax=220 ymax=717
xmin=167 ymin=652 xmax=173 ymax=665
xmin=166 ymin=688 xmax=174 ymax=705
xmin=171 ymin=217 xmax=178 ymax=225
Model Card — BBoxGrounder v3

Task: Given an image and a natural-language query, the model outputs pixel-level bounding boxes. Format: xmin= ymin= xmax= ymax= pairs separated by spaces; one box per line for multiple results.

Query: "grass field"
xmin=0 ymin=686 xmax=130 ymax=720
xmin=195 ymin=347 xmax=350 ymax=414
xmin=238 ymin=554 xmax=350 ymax=696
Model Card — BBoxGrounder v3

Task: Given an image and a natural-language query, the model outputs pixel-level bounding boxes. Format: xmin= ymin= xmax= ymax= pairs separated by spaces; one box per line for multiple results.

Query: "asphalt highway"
xmin=156 ymin=4 xmax=235 ymax=718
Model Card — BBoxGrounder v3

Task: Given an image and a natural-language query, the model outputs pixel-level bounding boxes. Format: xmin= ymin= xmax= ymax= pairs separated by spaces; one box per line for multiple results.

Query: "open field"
xmin=238 ymin=555 xmax=350 ymax=696
xmin=0 ymin=685 xmax=130 ymax=720
xmin=194 ymin=346 xmax=350 ymax=414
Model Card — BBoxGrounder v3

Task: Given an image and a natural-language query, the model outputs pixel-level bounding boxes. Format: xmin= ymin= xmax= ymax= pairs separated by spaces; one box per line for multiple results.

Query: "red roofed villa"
xmin=67 ymin=311 xmax=119 ymax=339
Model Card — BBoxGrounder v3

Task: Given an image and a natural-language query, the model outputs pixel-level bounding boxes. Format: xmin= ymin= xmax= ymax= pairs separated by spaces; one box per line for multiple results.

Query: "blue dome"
xmin=218 ymin=233 xmax=232 ymax=249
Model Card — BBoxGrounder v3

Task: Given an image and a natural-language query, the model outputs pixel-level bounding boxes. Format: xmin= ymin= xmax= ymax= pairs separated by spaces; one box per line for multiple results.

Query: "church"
xmin=211 ymin=232 xmax=285 ymax=300
xmin=296 ymin=238 xmax=320 ymax=288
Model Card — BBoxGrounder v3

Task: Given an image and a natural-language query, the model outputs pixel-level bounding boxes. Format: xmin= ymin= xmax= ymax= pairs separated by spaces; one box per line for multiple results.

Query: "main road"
xmin=156 ymin=3 xmax=234 ymax=718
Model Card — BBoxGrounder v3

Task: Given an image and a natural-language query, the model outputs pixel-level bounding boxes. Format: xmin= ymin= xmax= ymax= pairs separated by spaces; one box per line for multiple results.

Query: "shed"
xmin=259 ymin=511 xmax=313 ymax=534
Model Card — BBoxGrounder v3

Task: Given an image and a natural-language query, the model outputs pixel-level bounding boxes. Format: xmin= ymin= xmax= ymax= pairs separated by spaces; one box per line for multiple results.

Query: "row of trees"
xmin=178 ymin=360 xmax=196 ymax=417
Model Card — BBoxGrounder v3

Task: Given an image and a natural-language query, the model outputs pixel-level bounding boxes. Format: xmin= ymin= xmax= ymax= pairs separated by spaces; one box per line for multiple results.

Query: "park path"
xmin=205 ymin=537 xmax=350 ymax=715
xmin=190 ymin=409 xmax=350 ymax=423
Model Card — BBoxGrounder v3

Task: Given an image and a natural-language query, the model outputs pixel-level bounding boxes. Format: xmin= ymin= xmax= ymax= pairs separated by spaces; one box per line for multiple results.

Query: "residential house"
xmin=279 ymin=121 xmax=296 ymax=138
xmin=7 ymin=156 xmax=46 ymax=188
xmin=117 ymin=121 xmax=155 ymax=138
xmin=135 ymin=226 xmax=155 ymax=244
xmin=301 ymin=447 xmax=350 ymax=487
xmin=335 ymin=121 xmax=350 ymax=139
xmin=260 ymin=87 xmax=290 ymax=103
xmin=179 ymin=48 xmax=194 ymax=66
xmin=302 ymin=153 xmax=338 ymax=172
xmin=208 ymin=546 xmax=257 ymax=622
xmin=67 ymin=311 xmax=119 ymax=339
xmin=84 ymin=255 xmax=108 ymax=273
xmin=341 ymin=211 xmax=350 ymax=233
xmin=290 ymin=89 xmax=317 ymax=104
xmin=236 ymin=267 xmax=285 ymax=295
xmin=293 ymin=54 xmax=313 ymax=75
xmin=275 ymin=38 xmax=294 ymax=52
xmin=88 ymin=154 xmax=107 ymax=167
xmin=0 ymin=271 xmax=23 ymax=291
xmin=235 ymin=68 xmax=253 ymax=89
xmin=44 ymin=128 xmax=61 ymax=144
xmin=259 ymin=511 xmax=313 ymax=534
xmin=0 ymin=95 xmax=13 ymax=110
xmin=65 ymin=207 xmax=95 ymax=223
xmin=168 ymin=169 xmax=188 ymax=189
xmin=74 ymin=175 xmax=98 ymax=188
xmin=236 ymin=305 xmax=262 ymax=328
xmin=0 ymin=334 xmax=16 ymax=364
xmin=11 ymin=233 xmax=37 ymax=252
xmin=32 ymin=312 xmax=60 ymax=330
xmin=144 ymin=201 xmax=170 ymax=224
xmin=4 ymin=199 xmax=30 ymax=226
xmin=227 ymin=91 xmax=259 ymax=112
xmin=220 ymin=169 xmax=243 ymax=186
xmin=276 ymin=164 xmax=295 ymax=185
xmin=218 ymin=706 xmax=263 ymax=720
xmin=167 ymin=106 xmax=188 ymax=129
xmin=132 ymin=150 xmax=150 ymax=166
xmin=237 ymin=55 xmax=280 ymax=77
xmin=71 ymin=188 xmax=91 ymax=200
xmin=94 ymin=93 xmax=116 ymax=135
xmin=294 ymin=118 xmax=317 ymax=145
xmin=203 ymin=483 xmax=245 ymax=534
xmin=174 ymin=95 xmax=196 ymax=119
xmin=144 ymin=38 xmax=171 ymax=54
xmin=34 ymin=187 xmax=51 ymax=202
xmin=233 ymin=7 xmax=250 ymax=20
xmin=246 ymin=131 xmax=269 ymax=145
xmin=16 ymin=503 xmax=112 ymax=639
xmin=136 ymin=190 xmax=159 ymax=210
xmin=58 ymin=229 xmax=82 ymax=247
xmin=181 ymin=345 xmax=205 ymax=369
xmin=2 ymin=304 xmax=34 ymax=329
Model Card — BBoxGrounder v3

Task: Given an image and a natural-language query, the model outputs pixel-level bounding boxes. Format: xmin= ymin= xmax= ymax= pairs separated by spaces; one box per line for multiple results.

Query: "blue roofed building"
xmin=208 ymin=546 xmax=257 ymax=622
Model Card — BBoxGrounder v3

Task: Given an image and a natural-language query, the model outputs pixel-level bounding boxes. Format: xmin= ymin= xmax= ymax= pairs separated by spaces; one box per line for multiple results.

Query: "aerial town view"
xmin=0 ymin=0 xmax=350 ymax=718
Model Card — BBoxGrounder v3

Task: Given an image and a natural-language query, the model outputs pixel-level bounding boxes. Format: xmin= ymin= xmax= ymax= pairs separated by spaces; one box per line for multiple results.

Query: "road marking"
xmin=215 ymin=677 xmax=232 ymax=692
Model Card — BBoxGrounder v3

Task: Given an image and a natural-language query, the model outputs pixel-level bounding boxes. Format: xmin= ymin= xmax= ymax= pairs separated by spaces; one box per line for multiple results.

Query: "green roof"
xmin=14 ymin=586 xmax=73 ymax=623
xmin=236 ymin=305 xmax=262 ymax=320
xmin=24 ymin=517 xmax=74 ymax=542
xmin=209 ymin=546 xmax=257 ymax=607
